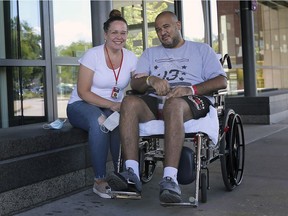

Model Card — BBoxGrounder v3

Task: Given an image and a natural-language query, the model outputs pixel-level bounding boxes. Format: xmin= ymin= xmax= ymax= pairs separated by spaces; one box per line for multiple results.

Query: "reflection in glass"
xmin=117 ymin=3 xmax=144 ymax=57
xmin=146 ymin=1 xmax=172 ymax=48
xmin=12 ymin=67 xmax=45 ymax=118
xmin=123 ymin=4 xmax=143 ymax=25
xmin=57 ymin=66 xmax=79 ymax=118
xmin=217 ymin=1 xmax=242 ymax=94
xmin=113 ymin=0 xmax=173 ymax=55
xmin=211 ymin=0 xmax=219 ymax=53
xmin=0 ymin=68 xmax=8 ymax=128
xmin=254 ymin=2 xmax=288 ymax=90
xmin=4 ymin=0 xmax=43 ymax=59
xmin=53 ymin=0 xmax=92 ymax=57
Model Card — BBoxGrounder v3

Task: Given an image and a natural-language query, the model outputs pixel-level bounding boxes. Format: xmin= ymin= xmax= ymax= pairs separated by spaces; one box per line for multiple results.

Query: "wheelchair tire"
xmin=220 ymin=109 xmax=245 ymax=191
xmin=200 ymin=172 xmax=207 ymax=203
xmin=228 ymin=113 xmax=245 ymax=186
xmin=139 ymin=144 xmax=157 ymax=183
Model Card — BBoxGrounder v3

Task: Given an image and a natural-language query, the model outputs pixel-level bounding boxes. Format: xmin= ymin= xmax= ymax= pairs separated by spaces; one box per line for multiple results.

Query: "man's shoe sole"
xmin=106 ymin=172 xmax=129 ymax=191
xmin=160 ymin=190 xmax=182 ymax=203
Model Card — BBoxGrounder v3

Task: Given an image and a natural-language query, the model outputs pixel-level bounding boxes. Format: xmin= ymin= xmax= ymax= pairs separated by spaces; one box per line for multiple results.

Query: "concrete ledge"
xmin=0 ymin=168 xmax=94 ymax=216
xmin=0 ymin=123 xmax=88 ymax=160
xmin=0 ymin=143 xmax=88 ymax=193
xmin=226 ymin=90 xmax=288 ymax=124
xmin=0 ymin=122 xmax=114 ymax=216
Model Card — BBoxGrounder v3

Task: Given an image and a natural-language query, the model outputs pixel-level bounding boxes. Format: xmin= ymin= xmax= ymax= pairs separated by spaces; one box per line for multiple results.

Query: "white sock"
xmin=125 ymin=160 xmax=140 ymax=180
xmin=163 ymin=167 xmax=178 ymax=184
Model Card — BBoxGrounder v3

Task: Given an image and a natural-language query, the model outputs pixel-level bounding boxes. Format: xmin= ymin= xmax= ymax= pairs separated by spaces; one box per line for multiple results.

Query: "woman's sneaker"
xmin=159 ymin=177 xmax=182 ymax=203
xmin=93 ymin=181 xmax=112 ymax=199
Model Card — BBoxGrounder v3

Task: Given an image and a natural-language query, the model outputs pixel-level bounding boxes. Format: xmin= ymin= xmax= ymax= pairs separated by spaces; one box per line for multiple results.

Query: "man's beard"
xmin=162 ymin=37 xmax=181 ymax=48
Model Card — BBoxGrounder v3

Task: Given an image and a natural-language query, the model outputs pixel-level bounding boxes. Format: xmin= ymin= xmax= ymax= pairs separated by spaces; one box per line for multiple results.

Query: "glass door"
xmin=0 ymin=0 xmax=46 ymax=127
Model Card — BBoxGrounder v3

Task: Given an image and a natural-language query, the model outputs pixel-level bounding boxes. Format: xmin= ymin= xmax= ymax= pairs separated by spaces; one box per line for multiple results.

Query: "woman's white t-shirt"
xmin=68 ymin=44 xmax=138 ymax=104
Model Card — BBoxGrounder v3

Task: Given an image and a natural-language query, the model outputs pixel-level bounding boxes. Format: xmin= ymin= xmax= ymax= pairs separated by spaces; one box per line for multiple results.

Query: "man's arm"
xmin=166 ymin=75 xmax=227 ymax=99
xmin=130 ymin=74 xmax=171 ymax=96
xmin=193 ymin=75 xmax=227 ymax=96
xmin=130 ymin=74 xmax=150 ymax=93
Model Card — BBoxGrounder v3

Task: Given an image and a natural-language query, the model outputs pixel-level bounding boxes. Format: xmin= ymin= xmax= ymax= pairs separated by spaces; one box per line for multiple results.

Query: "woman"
xmin=66 ymin=9 xmax=137 ymax=198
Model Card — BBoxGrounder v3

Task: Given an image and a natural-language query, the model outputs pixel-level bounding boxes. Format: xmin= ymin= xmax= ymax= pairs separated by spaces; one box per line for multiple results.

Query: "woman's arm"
xmin=77 ymin=64 xmax=120 ymax=111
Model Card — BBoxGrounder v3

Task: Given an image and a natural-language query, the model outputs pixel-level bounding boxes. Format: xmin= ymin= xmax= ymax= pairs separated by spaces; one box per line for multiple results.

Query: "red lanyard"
xmin=105 ymin=45 xmax=123 ymax=86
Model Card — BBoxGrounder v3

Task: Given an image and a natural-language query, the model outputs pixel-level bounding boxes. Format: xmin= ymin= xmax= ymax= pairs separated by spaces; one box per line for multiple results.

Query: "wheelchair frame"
xmin=135 ymin=91 xmax=245 ymax=207
xmin=110 ymin=54 xmax=245 ymax=207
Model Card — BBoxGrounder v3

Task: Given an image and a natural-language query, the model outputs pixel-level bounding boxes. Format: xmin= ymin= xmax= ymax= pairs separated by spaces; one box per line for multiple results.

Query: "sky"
xmin=19 ymin=0 xmax=92 ymax=46
xmin=183 ymin=0 xmax=218 ymax=40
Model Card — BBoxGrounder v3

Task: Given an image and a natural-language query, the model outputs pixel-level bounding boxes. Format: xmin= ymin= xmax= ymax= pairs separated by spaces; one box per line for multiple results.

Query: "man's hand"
xmin=166 ymin=86 xmax=192 ymax=99
xmin=149 ymin=76 xmax=170 ymax=96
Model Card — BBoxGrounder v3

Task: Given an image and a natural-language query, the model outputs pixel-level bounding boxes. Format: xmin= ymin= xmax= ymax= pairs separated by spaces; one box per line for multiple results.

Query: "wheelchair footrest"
xmin=160 ymin=196 xmax=198 ymax=207
xmin=160 ymin=201 xmax=198 ymax=207
xmin=108 ymin=191 xmax=141 ymax=199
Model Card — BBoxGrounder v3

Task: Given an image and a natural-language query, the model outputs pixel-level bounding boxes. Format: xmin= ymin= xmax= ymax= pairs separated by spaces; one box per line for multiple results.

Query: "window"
xmin=0 ymin=0 xmax=46 ymax=128
xmin=56 ymin=66 xmax=79 ymax=118
xmin=4 ymin=0 xmax=43 ymax=60
xmin=217 ymin=1 xmax=242 ymax=94
xmin=113 ymin=0 xmax=174 ymax=57
xmin=254 ymin=2 xmax=288 ymax=90
xmin=53 ymin=0 xmax=92 ymax=57
xmin=182 ymin=0 xmax=205 ymax=42
xmin=52 ymin=0 xmax=92 ymax=118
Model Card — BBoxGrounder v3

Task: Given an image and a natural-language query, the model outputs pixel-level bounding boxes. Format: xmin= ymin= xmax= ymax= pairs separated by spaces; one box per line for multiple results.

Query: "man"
xmin=107 ymin=11 xmax=227 ymax=203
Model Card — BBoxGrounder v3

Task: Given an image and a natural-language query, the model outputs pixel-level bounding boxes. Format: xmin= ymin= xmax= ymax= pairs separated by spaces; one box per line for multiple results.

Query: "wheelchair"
xmin=109 ymin=54 xmax=245 ymax=207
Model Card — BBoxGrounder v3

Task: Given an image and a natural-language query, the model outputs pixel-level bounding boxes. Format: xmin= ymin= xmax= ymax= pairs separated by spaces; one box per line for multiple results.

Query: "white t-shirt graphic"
xmin=135 ymin=41 xmax=226 ymax=102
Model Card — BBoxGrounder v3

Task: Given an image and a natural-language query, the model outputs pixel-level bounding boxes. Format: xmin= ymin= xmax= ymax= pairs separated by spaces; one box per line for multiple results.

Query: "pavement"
xmin=15 ymin=118 xmax=288 ymax=216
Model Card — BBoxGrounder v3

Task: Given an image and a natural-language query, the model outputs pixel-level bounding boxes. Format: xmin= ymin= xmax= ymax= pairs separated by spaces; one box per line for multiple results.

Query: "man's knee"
xmin=121 ymin=95 xmax=142 ymax=111
xmin=163 ymin=98 xmax=183 ymax=113
xmin=163 ymin=98 xmax=192 ymax=120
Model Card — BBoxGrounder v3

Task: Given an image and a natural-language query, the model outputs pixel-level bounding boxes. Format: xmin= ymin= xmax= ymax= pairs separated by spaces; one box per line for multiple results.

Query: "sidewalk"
xmin=15 ymin=118 xmax=288 ymax=216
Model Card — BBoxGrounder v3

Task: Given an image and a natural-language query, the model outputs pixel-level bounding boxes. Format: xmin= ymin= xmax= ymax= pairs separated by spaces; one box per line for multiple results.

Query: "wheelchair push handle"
xmin=220 ymin=54 xmax=232 ymax=69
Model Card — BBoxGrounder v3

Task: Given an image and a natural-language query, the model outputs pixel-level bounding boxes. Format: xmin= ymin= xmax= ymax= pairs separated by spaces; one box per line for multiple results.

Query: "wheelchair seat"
xmin=139 ymin=105 xmax=219 ymax=145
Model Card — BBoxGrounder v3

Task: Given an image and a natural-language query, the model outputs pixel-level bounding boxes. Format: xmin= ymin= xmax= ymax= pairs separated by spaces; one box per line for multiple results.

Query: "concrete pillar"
xmin=240 ymin=0 xmax=257 ymax=97
xmin=91 ymin=1 xmax=112 ymax=46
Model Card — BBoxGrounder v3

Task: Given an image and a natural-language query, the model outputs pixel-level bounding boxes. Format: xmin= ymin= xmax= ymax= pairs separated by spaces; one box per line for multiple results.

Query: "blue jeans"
xmin=67 ymin=101 xmax=120 ymax=179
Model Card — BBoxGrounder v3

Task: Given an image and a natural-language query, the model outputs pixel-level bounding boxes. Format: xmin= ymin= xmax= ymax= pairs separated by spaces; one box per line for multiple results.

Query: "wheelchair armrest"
xmin=126 ymin=89 xmax=143 ymax=95
xmin=126 ymin=87 xmax=155 ymax=96
xmin=213 ymin=89 xmax=227 ymax=107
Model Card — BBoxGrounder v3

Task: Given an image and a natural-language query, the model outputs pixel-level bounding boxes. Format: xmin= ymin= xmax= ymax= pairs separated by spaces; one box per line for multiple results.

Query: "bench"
xmin=0 ymin=122 xmax=112 ymax=215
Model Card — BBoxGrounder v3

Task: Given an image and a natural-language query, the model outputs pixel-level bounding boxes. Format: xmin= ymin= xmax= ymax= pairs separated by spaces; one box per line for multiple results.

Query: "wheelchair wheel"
xmin=220 ymin=109 xmax=245 ymax=191
xmin=200 ymin=172 xmax=207 ymax=203
xmin=139 ymin=141 xmax=157 ymax=183
xmin=228 ymin=113 xmax=245 ymax=186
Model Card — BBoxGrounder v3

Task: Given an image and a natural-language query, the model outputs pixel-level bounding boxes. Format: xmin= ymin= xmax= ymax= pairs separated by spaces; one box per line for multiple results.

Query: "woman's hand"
xmin=110 ymin=102 xmax=121 ymax=112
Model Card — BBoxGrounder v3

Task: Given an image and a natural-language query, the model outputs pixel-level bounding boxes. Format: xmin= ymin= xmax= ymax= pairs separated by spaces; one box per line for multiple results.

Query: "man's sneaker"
xmin=93 ymin=181 xmax=112 ymax=199
xmin=159 ymin=177 xmax=182 ymax=203
xmin=106 ymin=168 xmax=142 ymax=192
